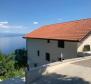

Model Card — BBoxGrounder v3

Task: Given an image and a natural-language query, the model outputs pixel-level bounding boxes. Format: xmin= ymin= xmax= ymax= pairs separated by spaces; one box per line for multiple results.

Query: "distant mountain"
xmin=0 ymin=33 xmax=25 ymax=37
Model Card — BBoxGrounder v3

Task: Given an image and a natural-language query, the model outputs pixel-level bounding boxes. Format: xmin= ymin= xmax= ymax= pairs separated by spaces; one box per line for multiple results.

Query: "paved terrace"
xmin=30 ymin=56 xmax=91 ymax=84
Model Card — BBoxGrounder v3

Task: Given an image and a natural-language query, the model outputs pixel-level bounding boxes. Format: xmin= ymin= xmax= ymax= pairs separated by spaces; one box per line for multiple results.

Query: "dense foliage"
xmin=0 ymin=50 xmax=26 ymax=80
xmin=14 ymin=48 xmax=27 ymax=69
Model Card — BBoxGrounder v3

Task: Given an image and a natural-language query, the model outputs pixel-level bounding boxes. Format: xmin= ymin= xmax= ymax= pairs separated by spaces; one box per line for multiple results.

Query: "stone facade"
xmin=26 ymin=39 xmax=78 ymax=68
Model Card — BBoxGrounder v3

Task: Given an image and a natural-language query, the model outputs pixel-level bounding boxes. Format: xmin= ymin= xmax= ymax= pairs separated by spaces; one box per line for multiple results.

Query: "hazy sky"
xmin=0 ymin=0 xmax=91 ymax=34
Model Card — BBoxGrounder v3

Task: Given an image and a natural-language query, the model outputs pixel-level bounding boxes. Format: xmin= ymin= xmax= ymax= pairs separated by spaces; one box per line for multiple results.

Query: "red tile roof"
xmin=24 ymin=18 xmax=91 ymax=41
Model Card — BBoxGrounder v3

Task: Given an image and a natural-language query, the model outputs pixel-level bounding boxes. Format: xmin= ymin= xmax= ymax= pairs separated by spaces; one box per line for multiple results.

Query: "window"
xmin=47 ymin=40 xmax=50 ymax=43
xmin=45 ymin=53 xmax=50 ymax=61
xmin=83 ymin=45 xmax=90 ymax=51
xmin=34 ymin=63 xmax=37 ymax=67
xmin=37 ymin=50 xmax=40 ymax=56
xmin=58 ymin=40 xmax=64 ymax=48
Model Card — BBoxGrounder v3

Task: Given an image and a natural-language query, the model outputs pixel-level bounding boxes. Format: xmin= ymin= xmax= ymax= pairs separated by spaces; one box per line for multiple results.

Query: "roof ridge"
xmin=39 ymin=18 xmax=91 ymax=28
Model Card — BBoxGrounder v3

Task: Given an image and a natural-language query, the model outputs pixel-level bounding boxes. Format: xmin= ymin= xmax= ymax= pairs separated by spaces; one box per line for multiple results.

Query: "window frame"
xmin=45 ymin=53 xmax=50 ymax=61
xmin=47 ymin=39 xmax=50 ymax=43
xmin=37 ymin=50 xmax=40 ymax=56
xmin=83 ymin=45 xmax=90 ymax=51
xmin=58 ymin=40 xmax=64 ymax=48
xmin=34 ymin=63 xmax=37 ymax=67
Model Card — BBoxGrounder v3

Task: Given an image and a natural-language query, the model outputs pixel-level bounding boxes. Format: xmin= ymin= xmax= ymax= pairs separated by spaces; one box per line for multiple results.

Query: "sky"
xmin=0 ymin=0 xmax=91 ymax=34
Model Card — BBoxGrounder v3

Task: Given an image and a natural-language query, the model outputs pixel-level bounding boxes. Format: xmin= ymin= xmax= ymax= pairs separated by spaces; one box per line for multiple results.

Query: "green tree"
xmin=14 ymin=48 xmax=27 ymax=69
xmin=0 ymin=51 xmax=25 ymax=80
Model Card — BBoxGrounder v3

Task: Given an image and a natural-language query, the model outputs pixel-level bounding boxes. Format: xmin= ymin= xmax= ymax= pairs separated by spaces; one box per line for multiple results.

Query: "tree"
xmin=0 ymin=52 xmax=15 ymax=79
xmin=14 ymin=48 xmax=27 ymax=69
xmin=0 ymin=51 xmax=25 ymax=80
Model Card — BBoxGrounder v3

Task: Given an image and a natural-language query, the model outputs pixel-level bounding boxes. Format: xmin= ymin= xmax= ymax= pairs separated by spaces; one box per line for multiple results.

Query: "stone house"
xmin=24 ymin=18 xmax=91 ymax=68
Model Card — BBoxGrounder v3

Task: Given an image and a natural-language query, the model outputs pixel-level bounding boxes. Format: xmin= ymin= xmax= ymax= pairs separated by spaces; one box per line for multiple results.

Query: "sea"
xmin=0 ymin=35 xmax=26 ymax=55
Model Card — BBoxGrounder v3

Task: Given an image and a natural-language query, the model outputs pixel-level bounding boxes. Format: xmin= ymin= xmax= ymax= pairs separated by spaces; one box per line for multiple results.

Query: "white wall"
xmin=77 ymin=34 xmax=91 ymax=52
xmin=26 ymin=39 xmax=77 ymax=68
